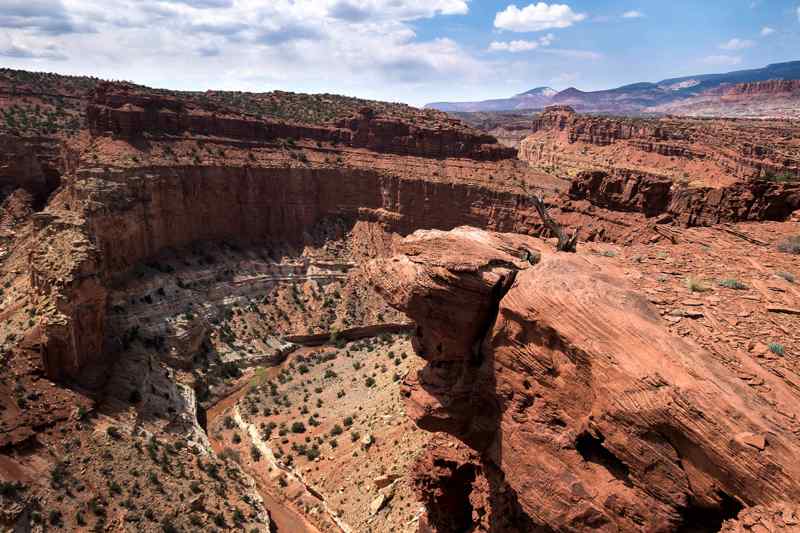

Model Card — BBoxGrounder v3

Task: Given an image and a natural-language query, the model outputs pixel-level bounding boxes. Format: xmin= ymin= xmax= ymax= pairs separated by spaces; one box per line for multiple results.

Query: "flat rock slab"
xmin=767 ymin=306 xmax=800 ymax=315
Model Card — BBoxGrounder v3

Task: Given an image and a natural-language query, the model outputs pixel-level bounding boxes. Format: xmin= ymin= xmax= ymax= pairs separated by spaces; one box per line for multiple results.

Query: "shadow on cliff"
xmin=410 ymin=270 xmax=551 ymax=532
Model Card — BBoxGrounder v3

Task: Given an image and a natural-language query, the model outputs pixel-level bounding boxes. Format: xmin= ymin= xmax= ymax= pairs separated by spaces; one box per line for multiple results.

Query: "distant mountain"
xmin=425 ymin=61 xmax=800 ymax=115
xmin=427 ymin=86 xmax=556 ymax=112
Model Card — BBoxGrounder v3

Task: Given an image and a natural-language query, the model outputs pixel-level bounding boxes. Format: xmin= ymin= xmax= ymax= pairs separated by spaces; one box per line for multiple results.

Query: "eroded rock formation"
xmin=370 ymin=226 xmax=800 ymax=531
xmin=569 ymin=170 xmax=800 ymax=225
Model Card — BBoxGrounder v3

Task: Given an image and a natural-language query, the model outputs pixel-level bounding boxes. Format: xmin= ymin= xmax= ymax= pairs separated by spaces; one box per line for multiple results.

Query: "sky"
xmin=1 ymin=0 xmax=799 ymax=106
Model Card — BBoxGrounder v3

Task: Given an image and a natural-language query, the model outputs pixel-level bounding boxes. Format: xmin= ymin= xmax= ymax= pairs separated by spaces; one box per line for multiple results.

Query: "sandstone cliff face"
xmin=61 ymin=165 xmax=541 ymax=275
xmin=370 ymin=227 xmax=800 ymax=532
xmin=569 ymin=170 xmax=800 ymax=225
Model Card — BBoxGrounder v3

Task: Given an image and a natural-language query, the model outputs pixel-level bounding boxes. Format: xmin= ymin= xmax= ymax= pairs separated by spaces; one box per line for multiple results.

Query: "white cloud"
xmin=0 ymin=0 xmax=483 ymax=104
xmin=719 ymin=38 xmax=755 ymax=50
xmin=760 ymin=26 xmax=775 ymax=36
xmin=494 ymin=3 xmax=586 ymax=32
xmin=702 ymin=54 xmax=743 ymax=67
xmin=797 ymin=6 xmax=800 ymax=21
xmin=540 ymin=48 xmax=602 ymax=60
xmin=489 ymin=33 xmax=554 ymax=52
xmin=550 ymin=72 xmax=578 ymax=85
xmin=622 ymin=10 xmax=644 ymax=18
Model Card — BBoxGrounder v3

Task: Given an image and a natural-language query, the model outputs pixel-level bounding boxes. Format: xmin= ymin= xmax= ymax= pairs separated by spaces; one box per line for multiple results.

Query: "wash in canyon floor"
xmin=0 ymin=69 xmax=799 ymax=532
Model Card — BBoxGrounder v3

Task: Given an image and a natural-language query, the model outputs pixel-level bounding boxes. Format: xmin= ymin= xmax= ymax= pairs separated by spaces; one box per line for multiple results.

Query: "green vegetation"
xmin=769 ymin=343 xmax=786 ymax=356
xmin=718 ymin=279 xmax=747 ymax=290
xmin=764 ymin=171 xmax=797 ymax=183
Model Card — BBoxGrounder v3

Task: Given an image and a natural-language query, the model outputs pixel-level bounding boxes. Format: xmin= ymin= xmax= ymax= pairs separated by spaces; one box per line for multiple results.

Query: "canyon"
xmin=0 ymin=70 xmax=799 ymax=533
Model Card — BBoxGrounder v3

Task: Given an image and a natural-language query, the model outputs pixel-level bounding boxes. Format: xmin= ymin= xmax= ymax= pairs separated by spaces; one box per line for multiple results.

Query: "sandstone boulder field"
xmin=1 ymin=69 xmax=799 ymax=532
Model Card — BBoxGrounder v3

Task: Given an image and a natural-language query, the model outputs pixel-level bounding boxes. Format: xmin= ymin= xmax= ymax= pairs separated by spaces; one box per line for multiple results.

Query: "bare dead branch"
xmin=530 ymin=194 xmax=578 ymax=252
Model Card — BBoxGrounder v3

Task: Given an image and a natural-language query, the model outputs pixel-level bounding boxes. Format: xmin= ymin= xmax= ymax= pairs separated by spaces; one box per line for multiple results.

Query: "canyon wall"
xmin=35 ymin=158 xmax=800 ymax=381
xmin=569 ymin=170 xmax=800 ymax=225
xmin=64 ymin=165 xmax=541 ymax=276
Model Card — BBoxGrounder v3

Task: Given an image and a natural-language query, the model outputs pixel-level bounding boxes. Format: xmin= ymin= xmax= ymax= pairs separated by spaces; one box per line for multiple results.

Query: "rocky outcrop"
xmin=0 ymin=135 xmax=63 ymax=207
xmin=530 ymin=106 xmax=671 ymax=146
xmin=87 ymin=83 xmax=515 ymax=161
xmin=568 ymin=170 xmax=673 ymax=216
xmin=721 ymin=503 xmax=800 ymax=532
xmin=713 ymin=80 xmax=800 ymax=97
xmin=668 ymin=180 xmax=800 ymax=226
xmin=370 ymin=227 xmax=800 ymax=531
xmin=28 ymin=211 xmax=107 ymax=382
xmin=569 ymin=170 xmax=800 ymax=225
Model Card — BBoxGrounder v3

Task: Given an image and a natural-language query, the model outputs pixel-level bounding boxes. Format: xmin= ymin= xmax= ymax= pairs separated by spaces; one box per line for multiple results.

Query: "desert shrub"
xmin=161 ymin=518 xmax=179 ymax=533
xmin=718 ymin=279 xmax=747 ymax=290
xmin=776 ymin=271 xmax=796 ymax=283
xmin=777 ymin=236 xmax=800 ymax=255
xmin=769 ymin=343 xmax=785 ymax=356
xmin=330 ymin=424 xmax=343 ymax=436
xmin=250 ymin=445 xmax=262 ymax=462
xmin=0 ymin=481 xmax=24 ymax=497
xmin=291 ymin=422 xmax=306 ymax=434
xmin=685 ymin=277 xmax=710 ymax=293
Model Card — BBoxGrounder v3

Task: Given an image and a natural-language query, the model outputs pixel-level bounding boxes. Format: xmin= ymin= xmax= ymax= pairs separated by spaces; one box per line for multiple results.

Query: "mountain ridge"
xmin=426 ymin=60 xmax=800 ymax=115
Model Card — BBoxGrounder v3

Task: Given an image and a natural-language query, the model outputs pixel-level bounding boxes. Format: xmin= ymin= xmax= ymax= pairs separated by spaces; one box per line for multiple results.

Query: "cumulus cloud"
xmin=760 ymin=26 xmax=775 ymax=36
xmin=0 ymin=0 xmax=485 ymax=104
xmin=494 ymin=3 xmax=586 ymax=32
xmin=622 ymin=10 xmax=644 ymax=18
xmin=702 ymin=54 xmax=742 ymax=67
xmin=489 ymin=33 xmax=555 ymax=52
xmin=0 ymin=0 xmax=93 ymax=35
xmin=719 ymin=38 xmax=755 ymax=50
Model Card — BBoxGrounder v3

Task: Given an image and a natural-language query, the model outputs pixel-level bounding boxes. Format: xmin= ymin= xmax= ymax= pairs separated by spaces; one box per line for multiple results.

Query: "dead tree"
xmin=523 ymin=189 xmax=579 ymax=253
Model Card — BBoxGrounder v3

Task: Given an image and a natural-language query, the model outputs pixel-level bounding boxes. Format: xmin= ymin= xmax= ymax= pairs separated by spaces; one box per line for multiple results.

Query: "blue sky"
xmin=1 ymin=1 xmax=799 ymax=105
